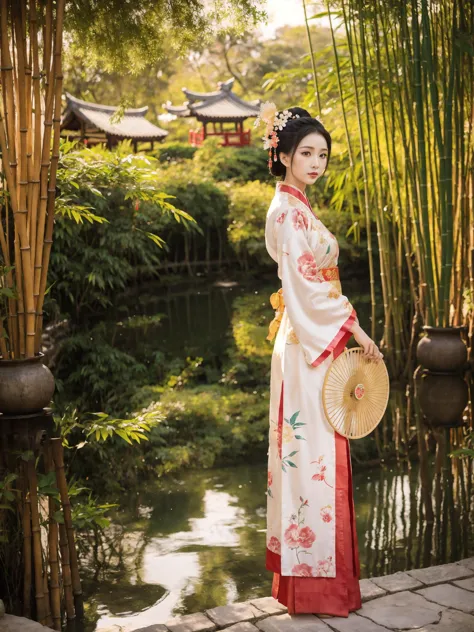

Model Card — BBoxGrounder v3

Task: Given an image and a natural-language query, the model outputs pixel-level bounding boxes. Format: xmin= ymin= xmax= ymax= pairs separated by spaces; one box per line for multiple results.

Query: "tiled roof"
xmin=61 ymin=93 xmax=168 ymax=140
xmin=164 ymin=79 xmax=260 ymax=122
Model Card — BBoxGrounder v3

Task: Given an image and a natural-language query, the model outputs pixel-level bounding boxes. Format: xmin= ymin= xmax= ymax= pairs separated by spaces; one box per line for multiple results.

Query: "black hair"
xmin=269 ymin=107 xmax=332 ymax=178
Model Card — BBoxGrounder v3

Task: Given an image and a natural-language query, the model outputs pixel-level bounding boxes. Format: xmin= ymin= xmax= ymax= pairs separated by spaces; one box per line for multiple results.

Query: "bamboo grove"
xmin=0 ymin=0 xmax=65 ymax=359
xmin=303 ymin=0 xmax=474 ymax=378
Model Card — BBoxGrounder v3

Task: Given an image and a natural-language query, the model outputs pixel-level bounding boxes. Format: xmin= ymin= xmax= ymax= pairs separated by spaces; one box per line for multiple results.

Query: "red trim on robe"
xmin=266 ymin=335 xmax=362 ymax=616
xmin=277 ymin=382 xmax=284 ymax=459
xmin=311 ymin=309 xmax=357 ymax=369
xmin=278 ymin=183 xmax=318 ymax=217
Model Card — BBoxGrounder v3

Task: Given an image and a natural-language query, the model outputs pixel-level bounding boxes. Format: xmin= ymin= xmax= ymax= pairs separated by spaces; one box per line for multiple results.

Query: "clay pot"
xmin=0 ymin=354 xmax=55 ymax=414
xmin=416 ymin=326 xmax=467 ymax=373
xmin=417 ymin=371 xmax=468 ymax=427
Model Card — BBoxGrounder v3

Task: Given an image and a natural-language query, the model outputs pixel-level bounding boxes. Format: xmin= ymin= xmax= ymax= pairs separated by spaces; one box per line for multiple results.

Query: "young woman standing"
xmin=261 ymin=105 xmax=383 ymax=617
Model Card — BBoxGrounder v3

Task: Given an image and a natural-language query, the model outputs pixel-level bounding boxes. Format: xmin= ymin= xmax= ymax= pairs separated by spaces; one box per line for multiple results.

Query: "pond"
xmin=80 ymin=459 xmax=473 ymax=632
xmin=76 ymin=275 xmax=473 ymax=631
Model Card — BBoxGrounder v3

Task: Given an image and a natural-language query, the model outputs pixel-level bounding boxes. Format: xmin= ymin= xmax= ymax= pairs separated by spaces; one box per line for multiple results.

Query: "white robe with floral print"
xmin=265 ymin=182 xmax=357 ymax=579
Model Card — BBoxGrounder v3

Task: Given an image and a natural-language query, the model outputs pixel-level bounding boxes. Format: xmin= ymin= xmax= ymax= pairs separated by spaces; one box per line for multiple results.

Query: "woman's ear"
xmin=279 ymin=152 xmax=290 ymax=168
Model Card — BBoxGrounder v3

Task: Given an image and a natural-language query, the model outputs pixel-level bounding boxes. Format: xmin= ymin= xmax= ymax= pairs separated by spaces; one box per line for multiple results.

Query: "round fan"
xmin=322 ymin=347 xmax=390 ymax=439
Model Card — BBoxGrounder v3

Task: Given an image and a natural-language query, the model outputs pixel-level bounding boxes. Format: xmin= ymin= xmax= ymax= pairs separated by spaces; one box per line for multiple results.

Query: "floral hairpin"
xmin=254 ymin=101 xmax=300 ymax=168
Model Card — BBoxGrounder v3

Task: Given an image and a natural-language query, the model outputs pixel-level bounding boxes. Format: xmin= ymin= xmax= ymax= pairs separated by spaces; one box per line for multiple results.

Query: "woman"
xmin=261 ymin=105 xmax=383 ymax=617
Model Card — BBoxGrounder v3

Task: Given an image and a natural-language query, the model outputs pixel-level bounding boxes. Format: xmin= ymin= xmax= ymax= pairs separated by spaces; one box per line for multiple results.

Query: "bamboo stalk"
xmin=28 ymin=0 xmax=42 ymax=283
xmin=51 ymin=437 xmax=83 ymax=619
xmin=21 ymin=460 xmax=32 ymax=617
xmin=302 ymin=0 xmax=321 ymax=115
xmin=35 ymin=0 xmax=65 ymax=349
xmin=58 ymin=521 xmax=75 ymax=620
xmin=43 ymin=441 xmax=62 ymax=630
xmin=26 ymin=458 xmax=46 ymax=624
xmin=340 ymin=0 xmax=377 ymax=340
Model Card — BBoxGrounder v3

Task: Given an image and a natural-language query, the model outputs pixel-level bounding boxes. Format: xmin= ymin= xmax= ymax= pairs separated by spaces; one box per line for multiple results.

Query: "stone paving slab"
xmin=417 ymin=583 xmax=474 ymax=614
xmin=457 ymin=557 xmax=474 ymax=572
xmin=370 ymin=571 xmax=424 ymax=594
xmin=359 ymin=579 xmax=387 ymax=602
xmin=413 ymin=608 xmax=474 ymax=632
xmin=132 ymin=626 xmax=169 ymax=632
xmin=206 ymin=603 xmax=264 ymax=627
xmin=356 ymin=590 xmax=444 ymax=629
xmin=321 ymin=612 xmax=391 ymax=631
xmin=0 ymin=615 xmax=52 ymax=632
xmin=165 ymin=612 xmax=217 ymax=632
xmin=407 ymin=562 xmax=473 ymax=586
xmin=225 ymin=624 xmax=260 ymax=632
xmin=256 ymin=613 xmax=331 ymax=631
xmin=453 ymin=576 xmax=474 ymax=592
xmin=250 ymin=598 xmax=287 ymax=616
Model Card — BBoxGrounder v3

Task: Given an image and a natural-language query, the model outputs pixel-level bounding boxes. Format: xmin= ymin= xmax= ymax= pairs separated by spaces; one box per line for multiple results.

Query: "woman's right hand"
xmin=351 ymin=322 xmax=384 ymax=363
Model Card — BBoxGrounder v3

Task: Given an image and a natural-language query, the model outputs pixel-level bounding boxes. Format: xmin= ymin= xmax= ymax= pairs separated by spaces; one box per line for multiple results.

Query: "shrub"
xmin=221 ymin=291 xmax=274 ymax=387
xmin=193 ymin=137 xmax=272 ymax=183
xmin=226 ymin=180 xmax=274 ymax=266
xmin=154 ymin=163 xmax=229 ymax=229
xmin=154 ymin=141 xmax=198 ymax=163
xmin=136 ymin=385 xmax=269 ymax=476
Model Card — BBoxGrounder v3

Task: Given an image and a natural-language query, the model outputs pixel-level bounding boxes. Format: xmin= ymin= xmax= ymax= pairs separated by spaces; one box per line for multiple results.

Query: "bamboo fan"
xmin=322 ymin=348 xmax=389 ymax=439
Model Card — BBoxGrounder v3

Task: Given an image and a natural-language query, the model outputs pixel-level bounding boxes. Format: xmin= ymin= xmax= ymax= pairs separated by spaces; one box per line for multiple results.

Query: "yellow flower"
xmin=260 ymin=101 xmax=278 ymax=125
xmin=283 ymin=424 xmax=294 ymax=443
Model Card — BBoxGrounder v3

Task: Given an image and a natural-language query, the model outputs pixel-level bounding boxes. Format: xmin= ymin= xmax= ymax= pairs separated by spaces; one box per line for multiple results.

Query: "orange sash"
xmin=266 ymin=267 xmax=340 ymax=342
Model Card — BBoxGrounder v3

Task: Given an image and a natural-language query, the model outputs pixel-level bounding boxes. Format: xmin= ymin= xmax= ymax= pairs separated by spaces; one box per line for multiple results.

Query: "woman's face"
xmin=280 ymin=131 xmax=329 ymax=188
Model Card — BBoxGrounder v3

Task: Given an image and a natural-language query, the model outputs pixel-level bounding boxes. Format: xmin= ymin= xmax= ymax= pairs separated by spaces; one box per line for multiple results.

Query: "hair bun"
xmin=286 ymin=106 xmax=312 ymax=119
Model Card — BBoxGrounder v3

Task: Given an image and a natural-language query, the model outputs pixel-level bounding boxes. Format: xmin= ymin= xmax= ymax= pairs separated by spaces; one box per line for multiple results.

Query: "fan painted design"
xmin=322 ymin=348 xmax=390 ymax=439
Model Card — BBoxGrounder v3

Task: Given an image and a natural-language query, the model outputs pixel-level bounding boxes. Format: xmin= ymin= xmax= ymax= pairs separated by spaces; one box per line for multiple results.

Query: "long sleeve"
xmin=276 ymin=206 xmax=357 ymax=367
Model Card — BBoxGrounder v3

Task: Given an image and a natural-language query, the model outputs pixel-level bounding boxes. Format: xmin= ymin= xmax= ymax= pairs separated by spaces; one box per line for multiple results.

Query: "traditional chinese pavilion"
xmin=61 ymin=93 xmax=168 ymax=152
xmin=164 ymin=78 xmax=260 ymax=147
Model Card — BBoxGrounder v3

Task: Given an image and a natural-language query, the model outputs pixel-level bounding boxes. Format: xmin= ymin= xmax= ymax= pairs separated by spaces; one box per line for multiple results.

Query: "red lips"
xmin=309 ymin=172 xmax=319 ymax=177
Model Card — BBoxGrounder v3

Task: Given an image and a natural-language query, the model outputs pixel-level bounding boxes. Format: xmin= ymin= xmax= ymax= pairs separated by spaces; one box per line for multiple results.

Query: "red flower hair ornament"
xmin=254 ymin=102 xmax=300 ymax=168
xmin=254 ymin=101 xmax=324 ymax=168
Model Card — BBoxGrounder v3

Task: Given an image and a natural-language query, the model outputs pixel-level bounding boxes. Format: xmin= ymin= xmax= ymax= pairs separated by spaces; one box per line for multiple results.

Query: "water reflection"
xmin=79 ymin=454 xmax=473 ymax=632
xmin=76 ymin=279 xmax=472 ymax=631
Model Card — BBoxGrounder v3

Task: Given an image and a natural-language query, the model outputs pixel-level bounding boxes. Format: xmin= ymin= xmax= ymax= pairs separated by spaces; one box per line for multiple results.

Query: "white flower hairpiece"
xmin=254 ymin=101 xmax=301 ymax=167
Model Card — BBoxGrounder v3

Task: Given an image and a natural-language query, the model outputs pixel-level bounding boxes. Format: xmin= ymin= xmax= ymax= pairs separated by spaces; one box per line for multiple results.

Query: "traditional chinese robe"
xmin=265 ymin=182 xmax=362 ymax=616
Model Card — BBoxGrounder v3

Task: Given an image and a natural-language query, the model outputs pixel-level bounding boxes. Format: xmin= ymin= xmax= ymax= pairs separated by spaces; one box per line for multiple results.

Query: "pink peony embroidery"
xmin=297 ymin=251 xmax=323 ymax=282
xmin=297 ymin=525 xmax=316 ymax=549
xmin=320 ymin=505 xmax=333 ymax=523
xmin=268 ymin=470 xmax=273 ymax=487
xmin=284 ymin=523 xmax=300 ymax=549
xmin=268 ymin=536 xmax=281 ymax=555
xmin=291 ymin=208 xmax=309 ymax=231
xmin=292 ymin=563 xmax=314 ymax=577
xmin=276 ymin=211 xmax=287 ymax=224
xmin=315 ymin=555 xmax=334 ymax=576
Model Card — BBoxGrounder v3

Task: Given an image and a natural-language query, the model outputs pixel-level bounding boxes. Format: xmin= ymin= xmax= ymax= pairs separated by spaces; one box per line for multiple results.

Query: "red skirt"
xmin=266 ymin=344 xmax=362 ymax=617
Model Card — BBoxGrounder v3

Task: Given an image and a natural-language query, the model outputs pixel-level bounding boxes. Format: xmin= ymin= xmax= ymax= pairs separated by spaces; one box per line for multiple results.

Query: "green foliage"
xmin=50 ymin=143 xmax=195 ymax=319
xmin=449 ymin=431 xmax=474 ymax=459
xmin=71 ymin=494 xmax=117 ymax=531
xmin=0 ymin=474 xmax=18 ymax=514
xmin=220 ymin=291 xmax=273 ymax=387
xmin=59 ymin=409 xmax=161 ymax=446
xmin=135 ymin=385 xmax=269 ymax=476
xmin=154 ymin=142 xmax=198 ymax=163
xmin=226 ymin=180 xmax=274 ymax=262
xmin=53 ymin=324 xmax=149 ymax=412
xmin=65 ymin=0 xmax=266 ymax=73
xmin=154 ymin=162 xmax=229 ymax=229
xmin=193 ymin=138 xmax=271 ymax=183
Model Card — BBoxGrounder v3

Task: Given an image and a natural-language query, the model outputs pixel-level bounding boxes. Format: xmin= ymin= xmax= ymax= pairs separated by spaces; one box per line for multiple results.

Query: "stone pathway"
xmin=131 ymin=557 xmax=474 ymax=632
xmin=1 ymin=558 xmax=473 ymax=631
